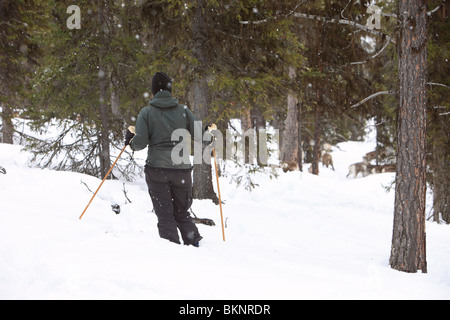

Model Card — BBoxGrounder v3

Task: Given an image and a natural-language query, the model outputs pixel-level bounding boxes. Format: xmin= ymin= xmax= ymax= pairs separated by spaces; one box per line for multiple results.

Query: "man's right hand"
xmin=125 ymin=126 xmax=135 ymax=146
xmin=205 ymin=123 xmax=217 ymax=132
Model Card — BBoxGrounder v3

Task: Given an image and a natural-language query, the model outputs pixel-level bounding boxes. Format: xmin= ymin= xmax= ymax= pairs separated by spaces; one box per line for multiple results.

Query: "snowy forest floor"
xmin=0 ymin=124 xmax=449 ymax=300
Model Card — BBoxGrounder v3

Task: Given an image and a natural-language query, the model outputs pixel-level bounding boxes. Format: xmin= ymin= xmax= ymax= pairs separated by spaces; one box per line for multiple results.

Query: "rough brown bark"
xmin=280 ymin=66 xmax=299 ymax=167
xmin=311 ymin=105 xmax=322 ymax=176
xmin=389 ymin=0 xmax=428 ymax=273
xmin=191 ymin=0 xmax=218 ymax=204
xmin=241 ymin=108 xmax=252 ymax=164
xmin=1 ymin=103 xmax=14 ymax=144
xmin=429 ymin=109 xmax=450 ymax=224
xmin=97 ymin=0 xmax=111 ymax=178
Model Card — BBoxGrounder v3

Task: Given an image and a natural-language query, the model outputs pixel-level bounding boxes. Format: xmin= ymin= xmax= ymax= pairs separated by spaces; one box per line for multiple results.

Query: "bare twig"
xmin=427 ymin=82 xmax=450 ymax=89
xmin=122 ymin=183 xmax=132 ymax=204
xmin=348 ymin=37 xmax=391 ymax=66
xmin=81 ymin=180 xmax=94 ymax=194
xmin=350 ymin=90 xmax=395 ymax=108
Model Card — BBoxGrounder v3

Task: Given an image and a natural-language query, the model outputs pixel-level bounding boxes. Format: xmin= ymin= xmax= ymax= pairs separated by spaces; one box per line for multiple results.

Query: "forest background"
xmin=0 ymin=1 xmax=449 ymax=271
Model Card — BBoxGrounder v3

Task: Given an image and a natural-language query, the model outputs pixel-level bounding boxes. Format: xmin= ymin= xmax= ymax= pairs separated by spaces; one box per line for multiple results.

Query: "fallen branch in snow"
xmin=190 ymin=209 xmax=216 ymax=226
xmin=80 ymin=180 xmax=93 ymax=193
xmin=122 ymin=183 xmax=132 ymax=204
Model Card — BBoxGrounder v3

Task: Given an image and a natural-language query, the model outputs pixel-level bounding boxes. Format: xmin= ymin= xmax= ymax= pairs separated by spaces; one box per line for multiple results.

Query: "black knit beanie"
xmin=152 ymin=72 xmax=173 ymax=95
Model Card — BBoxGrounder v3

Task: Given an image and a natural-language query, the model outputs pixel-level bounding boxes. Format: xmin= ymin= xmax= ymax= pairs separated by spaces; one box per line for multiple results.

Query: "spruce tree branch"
xmin=340 ymin=0 xmax=353 ymax=20
xmin=428 ymin=1 xmax=445 ymax=15
xmin=0 ymin=19 xmax=24 ymax=28
xmin=350 ymin=90 xmax=395 ymax=108
xmin=294 ymin=13 xmax=395 ymax=43
xmin=346 ymin=37 xmax=391 ymax=66
xmin=240 ymin=12 xmax=395 ymax=43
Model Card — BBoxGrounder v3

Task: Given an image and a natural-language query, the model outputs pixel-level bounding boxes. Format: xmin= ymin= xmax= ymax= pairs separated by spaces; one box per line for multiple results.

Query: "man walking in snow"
xmin=125 ymin=72 xmax=203 ymax=247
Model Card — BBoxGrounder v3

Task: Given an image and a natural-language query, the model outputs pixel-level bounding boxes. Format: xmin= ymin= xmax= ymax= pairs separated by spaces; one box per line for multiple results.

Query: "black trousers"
xmin=145 ymin=166 xmax=202 ymax=245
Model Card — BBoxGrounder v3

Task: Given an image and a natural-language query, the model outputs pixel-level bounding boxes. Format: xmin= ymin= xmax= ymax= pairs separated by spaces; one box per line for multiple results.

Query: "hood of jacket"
xmin=150 ymin=90 xmax=179 ymax=109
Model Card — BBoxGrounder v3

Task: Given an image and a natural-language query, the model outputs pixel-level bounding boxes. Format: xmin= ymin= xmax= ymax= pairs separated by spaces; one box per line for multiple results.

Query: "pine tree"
xmin=206 ymin=1 xmax=306 ymax=178
xmin=137 ymin=1 xmax=306 ymax=196
xmin=290 ymin=0 xmax=384 ymax=174
xmin=0 ymin=0 xmax=46 ymax=144
xmin=389 ymin=0 xmax=428 ymax=273
xmin=27 ymin=1 xmax=148 ymax=179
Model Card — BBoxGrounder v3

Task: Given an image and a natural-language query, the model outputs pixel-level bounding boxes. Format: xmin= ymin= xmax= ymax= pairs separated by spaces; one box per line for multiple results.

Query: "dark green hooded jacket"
xmin=130 ymin=90 xmax=198 ymax=170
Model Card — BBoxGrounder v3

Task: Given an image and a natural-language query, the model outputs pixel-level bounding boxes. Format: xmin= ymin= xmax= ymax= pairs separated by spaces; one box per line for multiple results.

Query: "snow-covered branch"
xmin=428 ymin=2 xmax=446 ymax=15
xmin=299 ymin=13 xmax=394 ymax=43
xmin=350 ymin=90 xmax=395 ymax=109
xmin=427 ymin=82 xmax=450 ymax=89
xmin=347 ymin=37 xmax=391 ymax=66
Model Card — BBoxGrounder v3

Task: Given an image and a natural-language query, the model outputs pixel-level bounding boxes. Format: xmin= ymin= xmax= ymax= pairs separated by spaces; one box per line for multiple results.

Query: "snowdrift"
xmin=0 ymin=134 xmax=449 ymax=299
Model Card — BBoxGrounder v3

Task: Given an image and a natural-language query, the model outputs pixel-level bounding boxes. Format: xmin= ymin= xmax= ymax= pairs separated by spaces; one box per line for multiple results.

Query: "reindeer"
xmin=346 ymin=156 xmax=371 ymax=178
xmin=282 ymin=160 xmax=299 ymax=173
xmin=346 ymin=161 xmax=369 ymax=178
xmin=367 ymin=164 xmax=383 ymax=174
xmin=321 ymin=153 xmax=335 ymax=170
xmin=365 ymin=149 xmax=393 ymax=164
xmin=322 ymin=142 xmax=332 ymax=153
xmin=381 ymin=164 xmax=396 ymax=173
xmin=366 ymin=163 xmax=396 ymax=174
xmin=365 ymin=150 xmax=377 ymax=162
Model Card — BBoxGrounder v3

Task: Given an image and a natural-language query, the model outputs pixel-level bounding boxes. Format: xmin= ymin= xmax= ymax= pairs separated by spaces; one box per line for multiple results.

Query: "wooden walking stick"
xmin=207 ymin=124 xmax=225 ymax=242
xmin=79 ymin=144 xmax=127 ymax=220
xmin=213 ymin=147 xmax=225 ymax=242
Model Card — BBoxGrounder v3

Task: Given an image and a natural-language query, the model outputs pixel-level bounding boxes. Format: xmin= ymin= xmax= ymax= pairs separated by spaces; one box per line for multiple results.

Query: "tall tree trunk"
xmin=110 ymin=73 xmax=121 ymax=118
xmin=390 ymin=0 xmax=428 ymax=273
xmin=428 ymin=4 xmax=449 ymax=225
xmin=97 ymin=0 xmax=111 ymax=178
xmin=191 ymin=0 xmax=218 ymax=204
xmin=297 ymin=101 xmax=303 ymax=172
xmin=1 ymin=103 xmax=14 ymax=144
xmin=252 ymin=106 xmax=267 ymax=168
xmin=280 ymin=66 xmax=299 ymax=167
xmin=311 ymin=105 xmax=321 ymax=176
xmin=431 ymin=136 xmax=450 ymax=224
xmin=429 ymin=109 xmax=449 ymax=224
xmin=241 ymin=107 xmax=252 ymax=164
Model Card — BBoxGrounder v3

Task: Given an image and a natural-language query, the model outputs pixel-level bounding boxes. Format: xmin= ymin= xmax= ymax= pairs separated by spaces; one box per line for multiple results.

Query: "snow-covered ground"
xmin=0 ymin=124 xmax=449 ymax=300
